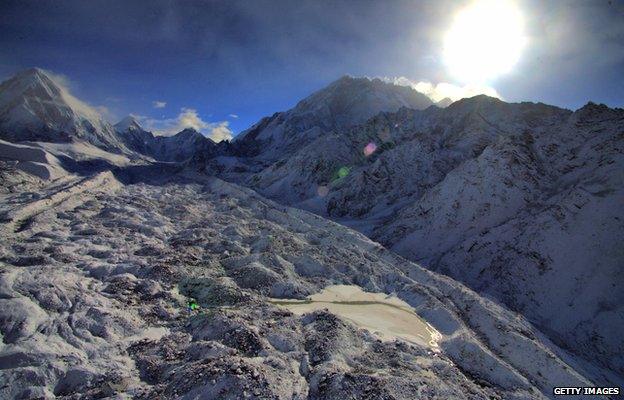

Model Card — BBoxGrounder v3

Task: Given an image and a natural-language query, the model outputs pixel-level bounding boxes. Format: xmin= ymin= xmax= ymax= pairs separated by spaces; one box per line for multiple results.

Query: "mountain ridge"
xmin=232 ymin=75 xmax=435 ymax=161
xmin=114 ymin=117 xmax=222 ymax=162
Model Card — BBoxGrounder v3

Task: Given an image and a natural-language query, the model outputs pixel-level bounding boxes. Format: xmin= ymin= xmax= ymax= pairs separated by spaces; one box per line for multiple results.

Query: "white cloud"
xmin=44 ymin=70 xmax=81 ymax=93
xmin=385 ymin=76 xmax=501 ymax=103
xmin=209 ymin=121 xmax=234 ymax=142
xmin=229 ymin=113 xmax=239 ymax=119
xmin=137 ymin=108 xmax=233 ymax=142
xmin=153 ymin=100 xmax=167 ymax=109
xmin=44 ymin=69 xmax=118 ymax=122
xmin=94 ymin=105 xmax=117 ymax=122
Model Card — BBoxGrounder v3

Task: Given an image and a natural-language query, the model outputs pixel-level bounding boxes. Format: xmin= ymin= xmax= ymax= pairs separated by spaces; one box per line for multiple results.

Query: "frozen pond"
xmin=269 ymin=285 xmax=440 ymax=348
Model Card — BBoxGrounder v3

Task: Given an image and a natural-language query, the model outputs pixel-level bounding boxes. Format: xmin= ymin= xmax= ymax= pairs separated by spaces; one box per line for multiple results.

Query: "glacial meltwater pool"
xmin=269 ymin=285 xmax=440 ymax=348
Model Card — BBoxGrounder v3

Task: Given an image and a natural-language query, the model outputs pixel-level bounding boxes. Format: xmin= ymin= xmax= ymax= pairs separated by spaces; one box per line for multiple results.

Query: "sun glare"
xmin=444 ymin=0 xmax=525 ymax=84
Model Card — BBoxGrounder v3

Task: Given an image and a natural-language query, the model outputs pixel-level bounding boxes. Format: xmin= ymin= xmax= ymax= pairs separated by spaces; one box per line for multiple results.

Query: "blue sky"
xmin=1 ymin=0 xmax=623 ymax=137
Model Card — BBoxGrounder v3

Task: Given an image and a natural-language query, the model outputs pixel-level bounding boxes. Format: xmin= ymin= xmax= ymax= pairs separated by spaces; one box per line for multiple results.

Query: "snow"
xmin=0 ymin=139 xmax=67 ymax=180
xmin=114 ymin=115 xmax=143 ymax=132
xmin=32 ymin=140 xmax=132 ymax=166
xmin=0 ymin=68 xmax=126 ymax=152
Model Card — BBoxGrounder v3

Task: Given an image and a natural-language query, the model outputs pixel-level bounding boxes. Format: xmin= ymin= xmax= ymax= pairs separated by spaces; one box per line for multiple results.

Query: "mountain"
xmin=151 ymin=128 xmax=219 ymax=162
xmin=232 ymin=76 xmax=434 ymax=160
xmin=113 ymin=115 xmax=155 ymax=156
xmin=115 ymin=116 xmax=220 ymax=162
xmin=436 ymin=97 xmax=454 ymax=107
xmin=114 ymin=115 xmax=143 ymax=132
xmin=0 ymin=68 xmax=124 ymax=152
xmin=207 ymin=93 xmax=624 ymax=378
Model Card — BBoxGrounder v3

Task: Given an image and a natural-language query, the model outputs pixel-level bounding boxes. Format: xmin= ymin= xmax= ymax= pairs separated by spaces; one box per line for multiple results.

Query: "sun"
xmin=443 ymin=0 xmax=526 ymax=84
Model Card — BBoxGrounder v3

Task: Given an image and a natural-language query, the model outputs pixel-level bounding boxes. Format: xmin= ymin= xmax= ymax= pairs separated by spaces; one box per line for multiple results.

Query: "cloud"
xmin=152 ymin=100 xmax=167 ymax=109
xmin=385 ymin=76 xmax=501 ymax=103
xmin=44 ymin=69 xmax=118 ymax=122
xmin=45 ymin=70 xmax=74 ymax=90
xmin=137 ymin=107 xmax=233 ymax=142
xmin=209 ymin=121 xmax=234 ymax=142
xmin=94 ymin=105 xmax=117 ymax=122
xmin=229 ymin=113 xmax=239 ymax=119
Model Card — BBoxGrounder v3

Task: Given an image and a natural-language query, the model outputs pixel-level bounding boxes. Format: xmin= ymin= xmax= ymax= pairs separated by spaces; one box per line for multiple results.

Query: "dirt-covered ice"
xmin=270 ymin=285 xmax=440 ymax=349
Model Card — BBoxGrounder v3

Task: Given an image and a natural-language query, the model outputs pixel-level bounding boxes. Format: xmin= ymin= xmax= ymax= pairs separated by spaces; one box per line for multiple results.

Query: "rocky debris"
xmin=0 ymin=174 xmax=612 ymax=398
xmin=303 ymin=311 xmax=362 ymax=366
xmin=179 ymin=276 xmax=252 ymax=308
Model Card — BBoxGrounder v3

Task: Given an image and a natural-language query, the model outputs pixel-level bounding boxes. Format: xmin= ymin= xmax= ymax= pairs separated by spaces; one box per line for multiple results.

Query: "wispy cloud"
xmin=229 ymin=113 xmax=239 ymax=119
xmin=44 ymin=69 xmax=118 ymax=122
xmin=137 ymin=107 xmax=233 ymax=142
xmin=94 ymin=105 xmax=117 ymax=122
xmin=385 ymin=76 xmax=501 ymax=103
xmin=152 ymin=100 xmax=167 ymax=109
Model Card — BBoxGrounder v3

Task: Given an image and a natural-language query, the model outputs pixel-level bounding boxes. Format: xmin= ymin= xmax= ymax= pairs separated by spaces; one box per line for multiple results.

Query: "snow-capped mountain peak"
xmin=0 ymin=67 xmax=124 ymax=152
xmin=114 ymin=115 xmax=143 ymax=132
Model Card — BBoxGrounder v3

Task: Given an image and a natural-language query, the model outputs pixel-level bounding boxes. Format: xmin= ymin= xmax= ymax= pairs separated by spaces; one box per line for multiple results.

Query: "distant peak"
xmin=436 ymin=97 xmax=454 ymax=108
xmin=447 ymin=94 xmax=504 ymax=110
xmin=578 ymin=101 xmax=610 ymax=112
xmin=336 ymin=74 xmax=355 ymax=82
xmin=114 ymin=115 xmax=143 ymax=132
xmin=327 ymin=75 xmax=373 ymax=88
xmin=574 ymin=101 xmax=621 ymax=122
xmin=174 ymin=128 xmax=203 ymax=138
xmin=0 ymin=67 xmax=69 ymax=107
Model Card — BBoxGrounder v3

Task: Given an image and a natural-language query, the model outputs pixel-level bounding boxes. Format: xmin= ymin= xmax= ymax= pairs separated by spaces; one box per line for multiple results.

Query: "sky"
xmin=0 ymin=0 xmax=623 ymax=138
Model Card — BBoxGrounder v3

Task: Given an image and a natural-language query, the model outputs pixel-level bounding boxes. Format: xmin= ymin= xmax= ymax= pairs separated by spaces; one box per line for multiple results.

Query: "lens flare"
xmin=317 ymin=185 xmax=329 ymax=197
xmin=363 ymin=142 xmax=377 ymax=157
xmin=337 ymin=166 xmax=350 ymax=179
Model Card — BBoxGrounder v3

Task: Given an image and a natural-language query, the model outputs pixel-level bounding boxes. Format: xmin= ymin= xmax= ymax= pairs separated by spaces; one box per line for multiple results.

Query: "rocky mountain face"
xmin=114 ymin=116 xmax=221 ymax=162
xmin=0 ymin=68 xmax=125 ymax=152
xmin=205 ymin=93 xmax=624 ymax=377
xmin=232 ymin=76 xmax=433 ymax=161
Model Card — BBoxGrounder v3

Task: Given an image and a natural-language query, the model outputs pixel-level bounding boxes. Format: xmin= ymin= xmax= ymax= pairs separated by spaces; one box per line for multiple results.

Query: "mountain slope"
xmin=369 ymin=101 xmax=624 ymax=374
xmin=0 ymin=68 xmax=124 ymax=152
xmin=209 ymin=94 xmax=624 ymax=377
